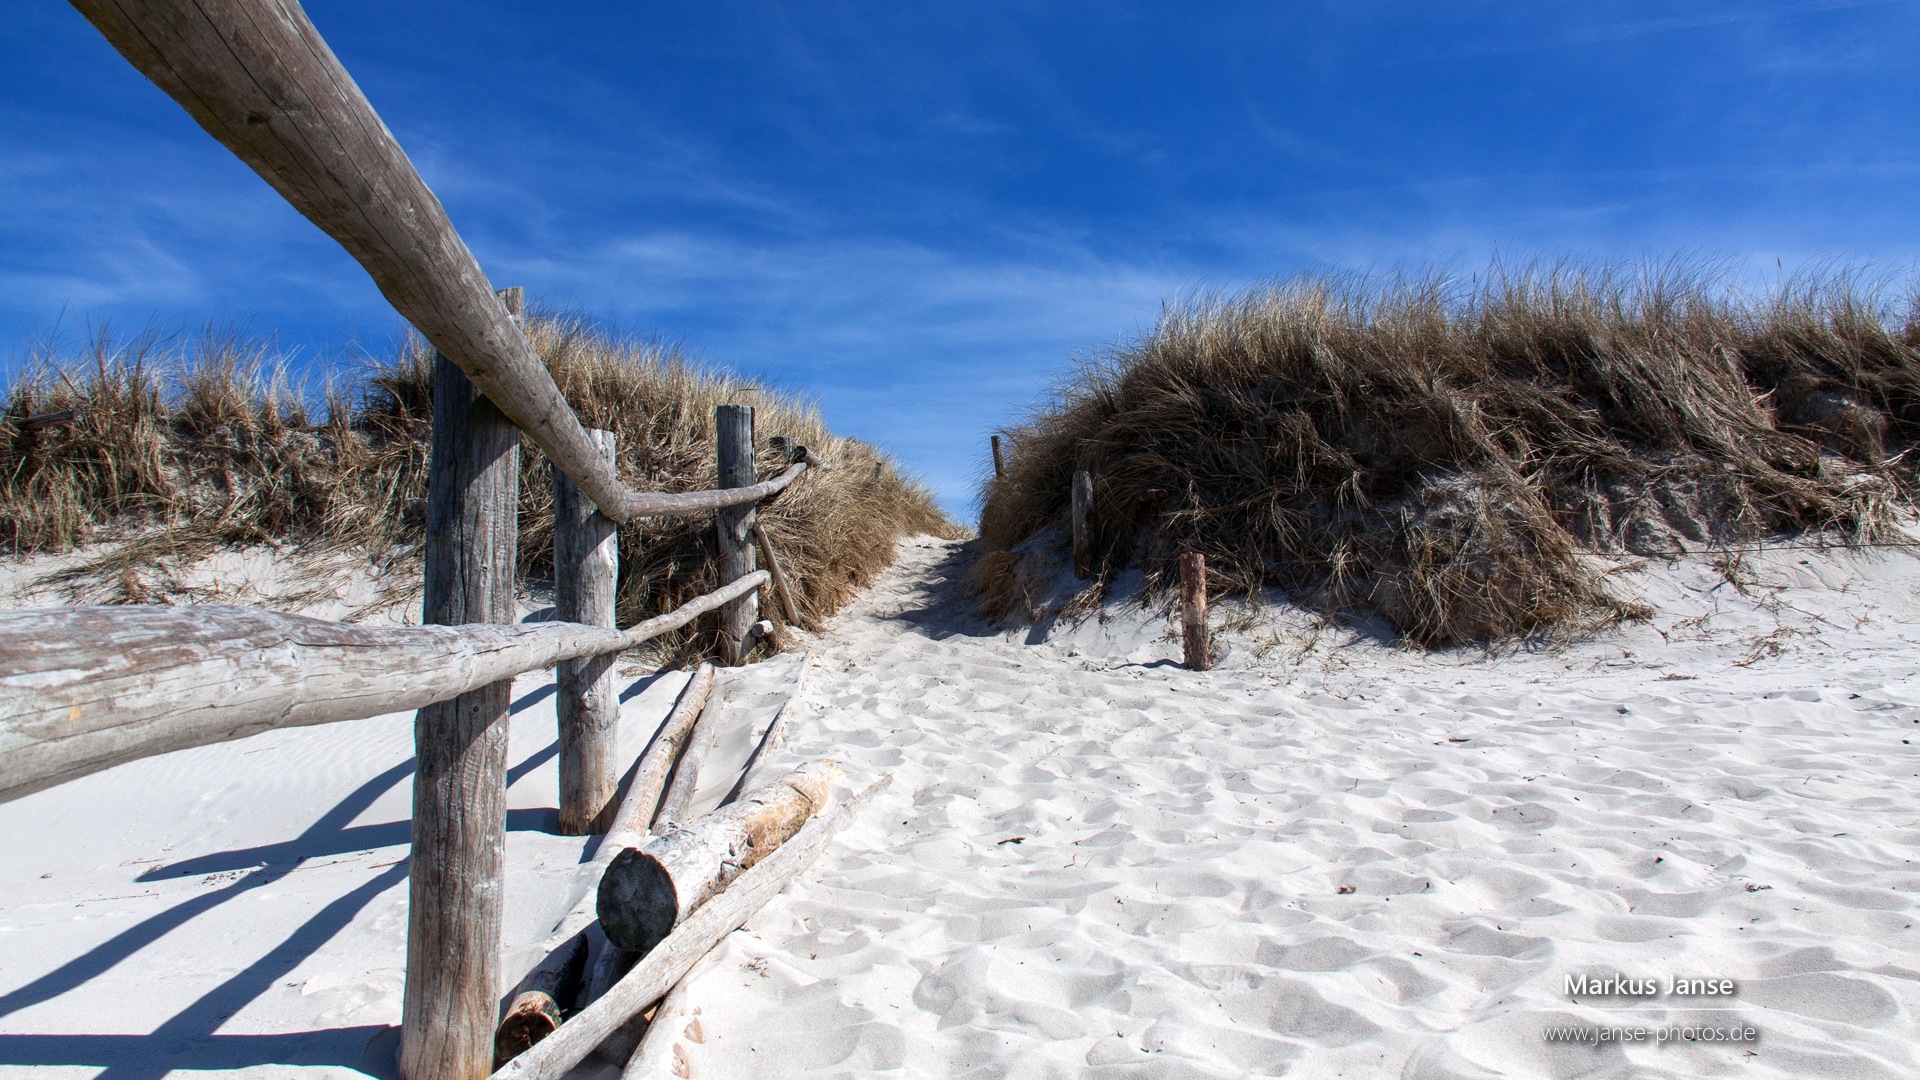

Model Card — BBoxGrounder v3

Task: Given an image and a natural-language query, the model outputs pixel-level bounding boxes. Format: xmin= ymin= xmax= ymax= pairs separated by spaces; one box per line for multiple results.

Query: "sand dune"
xmin=2 ymin=535 xmax=1919 ymax=1077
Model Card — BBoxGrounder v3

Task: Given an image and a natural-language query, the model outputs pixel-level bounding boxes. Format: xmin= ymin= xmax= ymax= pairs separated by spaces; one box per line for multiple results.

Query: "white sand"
xmin=4 ymin=535 xmax=1920 ymax=1077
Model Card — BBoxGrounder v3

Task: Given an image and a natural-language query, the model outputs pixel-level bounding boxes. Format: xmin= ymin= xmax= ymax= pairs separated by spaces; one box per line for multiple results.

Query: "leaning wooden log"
xmin=67 ymin=0 xmax=632 ymax=524
xmin=602 ymin=760 xmax=842 ymax=956
xmin=650 ymin=692 xmax=728 ymax=832
xmin=493 ymin=665 xmax=717 ymax=1066
xmin=490 ymin=774 xmax=894 ymax=1080
xmin=0 ymin=574 xmax=764 ymax=804
xmin=752 ymin=522 xmax=814 ymax=631
xmin=620 ymin=952 xmax=719 ymax=1078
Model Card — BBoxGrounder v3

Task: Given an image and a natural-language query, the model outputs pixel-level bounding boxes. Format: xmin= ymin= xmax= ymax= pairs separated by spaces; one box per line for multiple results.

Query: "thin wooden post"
xmin=990 ymin=434 xmax=1006 ymax=477
xmin=1071 ymin=470 xmax=1093 ymax=580
xmin=554 ymin=428 xmax=621 ymax=835
xmin=714 ymin=405 xmax=758 ymax=665
xmin=403 ymin=287 xmax=524 ymax=1079
xmin=751 ymin=523 xmax=811 ymax=631
xmin=1180 ymin=552 xmax=1210 ymax=671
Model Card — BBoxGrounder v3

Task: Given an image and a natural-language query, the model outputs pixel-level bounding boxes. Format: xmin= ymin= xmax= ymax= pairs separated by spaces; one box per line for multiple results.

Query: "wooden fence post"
xmin=1071 ymin=470 xmax=1093 ymax=580
xmin=1180 ymin=552 xmax=1210 ymax=671
xmin=991 ymin=434 xmax=1006 ymax=477
xmin=715 ymin=405 xmax=758 ymax=665
xmin=402 ymin=286 xmax=524 ymax=1079
xmin=554 ymin=428 xmax=620 ymax=835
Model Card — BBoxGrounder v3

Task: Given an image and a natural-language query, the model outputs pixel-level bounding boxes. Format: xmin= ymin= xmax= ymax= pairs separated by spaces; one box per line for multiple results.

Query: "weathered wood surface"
xmin=1071 ymin=469 xmax=1094 ymax=580
xmin=620 ymin=952 xmax=717 ymax=1078
xmin=650 ymin=691 xmax=726 ymax=832
xmin=403 ymin=346 xmax=522 ymax=1079
xmin=752 ymin=522 xmax=813 ymax=632
xmin=66 ymin=0 xmax=633 ymax=522
xmin=991 ymin=434 xmax=1006 ymax=477
xmin=601 ymin=759 xmax=841 ymax=956
xmin=0 ymin=574 xmax=765 ymax=804
xmin=492 ymin=666 xmax=718 ymax=1064
xmin=629 ymin=461 xmax=806 ymax=520
xmin=714 ymin=405 xmax=759 ymax=665
xmin=1180 ymin=552 xmax=1211 ymax=671
xmin=490 ymin=775 xmax=894 ymax=1080
xmin=555 ymin=428 xmax=622 ymax=834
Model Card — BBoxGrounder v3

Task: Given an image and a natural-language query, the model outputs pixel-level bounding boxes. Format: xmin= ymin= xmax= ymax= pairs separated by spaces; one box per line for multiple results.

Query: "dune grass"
xmin=977 ymin=265 xmax=1920 ymax=646
xmin=1 ymin=316 xmax=957 ymax=656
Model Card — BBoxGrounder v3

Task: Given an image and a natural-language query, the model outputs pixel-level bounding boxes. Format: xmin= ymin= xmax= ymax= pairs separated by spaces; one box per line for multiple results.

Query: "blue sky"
xmin=4 ymin=1 xmax=1918 ymax=518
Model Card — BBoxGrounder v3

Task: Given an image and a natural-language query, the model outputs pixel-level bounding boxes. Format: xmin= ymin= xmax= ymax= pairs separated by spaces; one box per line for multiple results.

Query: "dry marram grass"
xmin=2 ymin=317 xmax=956 ymax=656
xmin=977 ymin=266 xmax=1920 ymax=646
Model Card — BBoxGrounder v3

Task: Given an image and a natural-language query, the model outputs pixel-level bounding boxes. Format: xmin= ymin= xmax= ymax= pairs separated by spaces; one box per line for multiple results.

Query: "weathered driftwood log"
xmin=752 ymin=522 xmax=813 ymax=632
xmin=1180 ymin=552 xmax=1211 ymax=671
xmin=714 ymin=406 xmax=759 ymax=666
xmin=493 ymin=666 xmax=717 ymax=1066
xmin=490 ymin=775 xmax=894 ymax=1080
xmin=403 ymin=341 xmax=522 ymax=1080
xmin=67 ymin=1 xmax=811 ymax=527
xmin=650 ymin=692 xmax=728 ymax=832
xmin=620 ymin=952 xmax=718 ymax=1078
xmin=990 ymin=434 xmax=1006 ymax=477
xmin=0 ymin=574 xmax=765 ymax=804
xmin=66 ymin=0 xmax=631 ymax=522
xmin=602 ymin=760 xmax=842 ymax=956
xmin=555 ymin=428 xmax=622 ymax=835
xmin=1071 ymin=469 xmax=1094 ymax=580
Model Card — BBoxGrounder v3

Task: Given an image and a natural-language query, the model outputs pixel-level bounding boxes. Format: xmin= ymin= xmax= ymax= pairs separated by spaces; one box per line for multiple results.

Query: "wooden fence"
xmin=2 ymin=2 xmax=835 ymax=1076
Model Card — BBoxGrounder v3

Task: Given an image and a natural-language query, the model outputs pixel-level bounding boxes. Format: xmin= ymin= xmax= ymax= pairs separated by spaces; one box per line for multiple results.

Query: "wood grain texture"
xmin=65 ymin=0 xmax=633 ymax=521
xmin=1180 ymin=552 xmax=1211 ymax=672
xmin=403 ymin=349 xmax=521 ymax=1079
xmin=600 ymin=759 xmax=841 ymax=956
xmin=0 ymin=574 xmax=764 ymax=804
xmin=555 ymin=429 xmax=621 ymax=835
xmin=713 ymin=406 xmax=758 ymax=665
xmin=489 ymin=775 xmax=894 ymax=1080
xmin=721 ymin=653 xmax=815 ymax=806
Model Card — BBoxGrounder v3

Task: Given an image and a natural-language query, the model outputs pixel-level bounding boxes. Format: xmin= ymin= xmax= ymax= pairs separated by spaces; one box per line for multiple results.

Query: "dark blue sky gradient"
xmin=4 ymin=2 xmax=1918 ymax=514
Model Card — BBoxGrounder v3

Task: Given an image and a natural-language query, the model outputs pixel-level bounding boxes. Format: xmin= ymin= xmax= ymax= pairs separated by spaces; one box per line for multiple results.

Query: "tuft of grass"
xmin=3 ymin=316 xmax=957 ymax=656
xmin=977 ymin=264 xmax=1920 ymax=646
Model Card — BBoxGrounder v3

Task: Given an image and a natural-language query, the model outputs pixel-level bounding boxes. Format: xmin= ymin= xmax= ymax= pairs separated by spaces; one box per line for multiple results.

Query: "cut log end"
xmin=598 ymin=848 xmax=681 ymax=957
xmin=494 ymin=990 xmax=563 ymax=1067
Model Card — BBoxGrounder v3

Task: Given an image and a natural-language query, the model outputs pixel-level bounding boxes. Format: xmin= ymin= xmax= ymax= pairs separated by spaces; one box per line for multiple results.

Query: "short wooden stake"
xmin=1180 ymin=552 xmax=1210 ymax=671
xmin=990 ymin=434 xmax=1006 ymax=477
xmin=403 ymin=286 xmax=524 ymax=1080
xmin=555 ymin=428 xmax=621 ymax=835
xmin=1071 ymin=469 xmax=1093 ymax=580
xmin=714 ymin=405 xmax=758 ymax=665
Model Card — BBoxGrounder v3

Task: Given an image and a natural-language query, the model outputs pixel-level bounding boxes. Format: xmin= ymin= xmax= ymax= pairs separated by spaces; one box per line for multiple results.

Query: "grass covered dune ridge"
xmin=0 ymin=314 xmax=958 ymax=651
xmin=978 ymin=264 xmax=1920 ymax=646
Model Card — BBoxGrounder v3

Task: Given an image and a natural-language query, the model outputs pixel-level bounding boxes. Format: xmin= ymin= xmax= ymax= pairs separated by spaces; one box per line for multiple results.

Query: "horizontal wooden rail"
xmin=626 ymin=461 xmax=807 ymax=519
xmin=0 ymin=572 xmax=766 ymax=803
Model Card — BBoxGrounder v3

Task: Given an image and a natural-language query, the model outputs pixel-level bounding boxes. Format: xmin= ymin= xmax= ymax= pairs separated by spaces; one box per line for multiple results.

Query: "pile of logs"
xmin=488 ymin=657 xmax=880 ymax=1078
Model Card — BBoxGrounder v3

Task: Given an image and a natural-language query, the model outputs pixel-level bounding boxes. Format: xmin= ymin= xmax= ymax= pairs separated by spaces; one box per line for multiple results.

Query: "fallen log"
xmin=490 ymin=774 xmax=894 ymax=1080
xmin=601 ymin=760 xmax=842 ymax=956
xmin=0 ymin=575 xmax=762 ymax=803
xmin=494 ymin=665 xmax=718 ymax=1065
xmin=650 ymin=691 xmax=727 ymax=832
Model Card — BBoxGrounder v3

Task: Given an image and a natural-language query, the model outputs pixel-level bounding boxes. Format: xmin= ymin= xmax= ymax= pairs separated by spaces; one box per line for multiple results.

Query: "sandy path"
xmin=669 ymin=535 xmax=1920 ymax=1080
